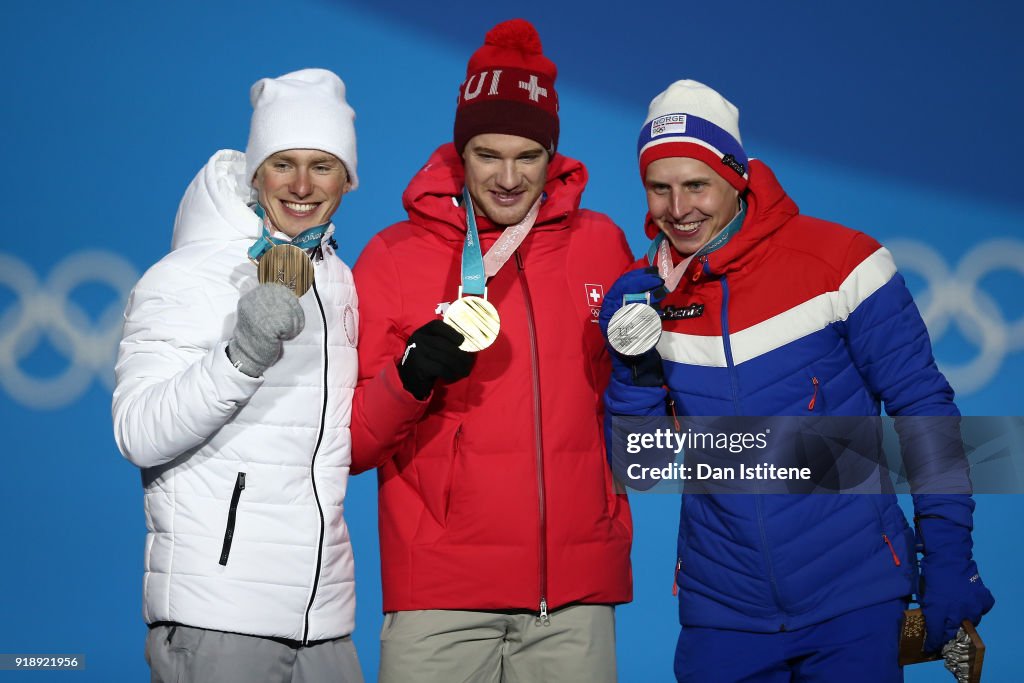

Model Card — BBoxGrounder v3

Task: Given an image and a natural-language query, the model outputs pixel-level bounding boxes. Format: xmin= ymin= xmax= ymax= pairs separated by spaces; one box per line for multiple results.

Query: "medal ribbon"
xmin=461 ymin=187 xmax=487 ymax=297
xmin=460 ymin=187 xmax=541 ymax=297
xmin=247 ymin=204 xmax=330 ymax=262
xmin=483 ymin=196 xmax=541 ymax=277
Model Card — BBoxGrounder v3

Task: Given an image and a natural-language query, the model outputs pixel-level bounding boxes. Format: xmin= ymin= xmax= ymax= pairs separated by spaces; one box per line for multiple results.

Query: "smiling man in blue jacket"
xmin=601 ymin=80 xmax=994 ymax=682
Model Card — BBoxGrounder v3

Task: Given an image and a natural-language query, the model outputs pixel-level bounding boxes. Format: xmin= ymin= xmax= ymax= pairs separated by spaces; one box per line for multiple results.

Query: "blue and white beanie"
xmin=637 ymin=80 xmax=747 ymax=191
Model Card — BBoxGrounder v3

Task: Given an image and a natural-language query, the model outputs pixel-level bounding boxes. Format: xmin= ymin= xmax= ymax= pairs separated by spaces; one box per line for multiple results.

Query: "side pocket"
xmin=871 ymin=497 xmax=903 ymax=567
xmin=380 ymin=611 xmax=400 ymax=640
xmin=442 ymin=426 xmax=463 ymax=524
xmin=806 ymin=375 xmax=823 ymax=412
xmin=219 ymin=472 xmax=246 ymax=566
xmin=146 ymin=625 xmax=198 ymax=683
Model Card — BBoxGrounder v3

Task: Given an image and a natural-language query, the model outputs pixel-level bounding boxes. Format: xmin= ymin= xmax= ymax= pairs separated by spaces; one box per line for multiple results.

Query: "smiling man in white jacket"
xmin=112 ymin=69 xmax=363 ymax=683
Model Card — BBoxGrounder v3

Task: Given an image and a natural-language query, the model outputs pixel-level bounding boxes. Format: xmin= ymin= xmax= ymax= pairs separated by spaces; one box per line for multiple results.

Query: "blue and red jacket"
xmin=606 ymin=160 xmax=972 ymax=632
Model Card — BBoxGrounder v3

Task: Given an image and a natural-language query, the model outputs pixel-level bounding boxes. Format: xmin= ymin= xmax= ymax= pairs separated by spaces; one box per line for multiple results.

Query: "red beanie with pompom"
xmin=454 ymin=19 xmax=559 ymax=155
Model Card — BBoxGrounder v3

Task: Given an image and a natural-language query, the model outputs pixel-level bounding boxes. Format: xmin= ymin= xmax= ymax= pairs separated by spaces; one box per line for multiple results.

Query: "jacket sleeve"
xmin=839 ymin=235 xmax=971 ymax=501
xmin=349 ymin=234 xmax=429 ymax=475
xmin=112 ymin=263 xmax=261 ymax=469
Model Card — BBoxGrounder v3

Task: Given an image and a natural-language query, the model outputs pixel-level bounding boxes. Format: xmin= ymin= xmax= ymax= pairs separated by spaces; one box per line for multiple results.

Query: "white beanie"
xmin=637 ymin=80 xmax=747 ymax=191
xmin=245 ymin=68 xmax=358 ymax=189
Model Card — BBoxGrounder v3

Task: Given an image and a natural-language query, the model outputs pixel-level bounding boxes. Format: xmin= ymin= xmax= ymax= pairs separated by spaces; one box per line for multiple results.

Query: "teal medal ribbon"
xmin=459 ymin=187 xmax=487 ymax=297
xmin=440 ymin=188 xmax=503 ymax=353
xmin=247 ymin=204 xmax=330 ymax=262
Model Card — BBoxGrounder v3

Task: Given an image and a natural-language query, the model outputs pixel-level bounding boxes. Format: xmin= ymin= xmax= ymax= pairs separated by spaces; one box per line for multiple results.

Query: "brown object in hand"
xmin=257 ymin=243 xmax=314 ymax=297
xmin=898 ymin=608 xmax=985 ymax=682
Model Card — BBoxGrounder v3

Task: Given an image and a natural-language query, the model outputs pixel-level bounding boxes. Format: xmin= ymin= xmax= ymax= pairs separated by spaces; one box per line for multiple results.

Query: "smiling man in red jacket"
xmin=350 ymin=18 xmax=634 ymax=683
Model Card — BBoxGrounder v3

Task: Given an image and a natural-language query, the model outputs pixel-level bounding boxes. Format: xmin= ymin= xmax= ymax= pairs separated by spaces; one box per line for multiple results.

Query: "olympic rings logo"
xmin=0 ymin=251 xmax=139 ymax=410
xmin=887 ymin=239 xmax=1024 ymax=396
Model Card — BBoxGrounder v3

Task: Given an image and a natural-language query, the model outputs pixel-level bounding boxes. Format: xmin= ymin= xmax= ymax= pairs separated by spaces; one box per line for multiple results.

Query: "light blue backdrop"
xmin=1 ymin=1 xmax=1021 ymax=680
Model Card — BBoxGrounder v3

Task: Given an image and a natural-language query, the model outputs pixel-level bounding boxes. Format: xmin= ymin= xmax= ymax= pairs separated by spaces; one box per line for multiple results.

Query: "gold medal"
xmin=443 ymin=295 xmax=501 ymax=352
xmin=256 ymin=243 xmax=314 ymax=297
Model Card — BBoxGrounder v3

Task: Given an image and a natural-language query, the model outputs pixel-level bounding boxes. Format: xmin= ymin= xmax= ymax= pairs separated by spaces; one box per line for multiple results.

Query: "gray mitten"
xmin=227 ymin=283 xmax=305 ymax=377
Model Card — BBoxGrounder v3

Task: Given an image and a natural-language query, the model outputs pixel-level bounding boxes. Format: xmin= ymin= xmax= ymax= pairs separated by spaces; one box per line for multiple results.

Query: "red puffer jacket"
xmin=351 ymin=144 xmax=634 ymax=614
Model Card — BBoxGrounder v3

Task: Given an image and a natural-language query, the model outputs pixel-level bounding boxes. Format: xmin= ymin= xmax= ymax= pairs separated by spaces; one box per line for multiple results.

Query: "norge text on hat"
xmin=637 ymin=79 xmax=748 ymax=192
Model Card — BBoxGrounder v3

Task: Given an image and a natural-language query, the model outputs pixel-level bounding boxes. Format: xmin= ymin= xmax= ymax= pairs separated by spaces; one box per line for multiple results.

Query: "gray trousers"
xmin=378 ymin=604 xmax=617 ymax=683
xmin=146 ymin=624 xmax=364 ymax=683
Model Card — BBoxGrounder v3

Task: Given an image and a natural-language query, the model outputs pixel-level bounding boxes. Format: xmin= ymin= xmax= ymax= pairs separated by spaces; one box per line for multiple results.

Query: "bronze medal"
xmin=257 ymin=243 xmax=314 ymax=297
xmin=443 ymin=295 xmax=501 ymax=352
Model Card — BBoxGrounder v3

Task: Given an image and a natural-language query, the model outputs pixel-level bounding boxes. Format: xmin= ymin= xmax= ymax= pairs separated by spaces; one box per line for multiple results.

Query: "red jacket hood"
xmin=402 ymin=143 xmax=589 ymax=241
xmin=643 ymin=159 xmax=800 ymax=276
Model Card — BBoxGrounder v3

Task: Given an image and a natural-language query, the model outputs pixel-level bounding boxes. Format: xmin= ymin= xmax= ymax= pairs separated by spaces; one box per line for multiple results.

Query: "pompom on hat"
xmin=637 ymin=80 xmax=748 ymax=192
xmin=454 ymin=19 xmax=559 ymax=155
xmin=245 ymin=68 xmax=358 ymax=189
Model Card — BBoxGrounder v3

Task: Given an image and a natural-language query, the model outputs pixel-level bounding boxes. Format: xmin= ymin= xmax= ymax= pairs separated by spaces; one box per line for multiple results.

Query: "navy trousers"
xmin=674 ymin=599 xmax=906 ymax=682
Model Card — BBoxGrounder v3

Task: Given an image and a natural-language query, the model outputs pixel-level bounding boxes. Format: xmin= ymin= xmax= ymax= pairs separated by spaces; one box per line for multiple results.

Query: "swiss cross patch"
xmin=585 ymin=284 xmax=604 ymax=306
xmin=585 ymin=284 xmax=604 ymax=323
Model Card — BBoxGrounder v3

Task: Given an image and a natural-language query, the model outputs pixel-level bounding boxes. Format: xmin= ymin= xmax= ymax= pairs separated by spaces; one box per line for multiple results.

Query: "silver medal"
xmin=607 ymin=298 xmax=662 ymax=356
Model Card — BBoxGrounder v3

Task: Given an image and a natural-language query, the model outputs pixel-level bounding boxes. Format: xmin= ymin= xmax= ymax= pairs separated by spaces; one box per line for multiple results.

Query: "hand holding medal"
xmin=601 ymin=267 xmax=667 ymax=357
xmin=605 ymin=235 xmax=696 ymax=357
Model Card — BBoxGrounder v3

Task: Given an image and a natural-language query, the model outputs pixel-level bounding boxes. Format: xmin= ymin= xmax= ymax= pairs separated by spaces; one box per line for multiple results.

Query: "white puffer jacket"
xmin=113 ymin=150 xmax=358 ymax=642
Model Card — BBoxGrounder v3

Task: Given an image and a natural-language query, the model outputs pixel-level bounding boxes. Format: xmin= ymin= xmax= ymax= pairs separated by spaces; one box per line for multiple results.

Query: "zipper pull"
xmin=882 ymin=534 xmax=901 ymax=566
xmin=515 ymin=250 xmax=525 ymax=271
xmin=668 ymin=398 xmax=681 ymax=433
xmin=536 ymin=598 xmax=550 ymax=626
xmin=807 ymin=377 xmax=819 ymax=411
xmin=237 ymin=472 xmax=246 ymax=490
xmin=672 ymin=559 xmax=682 ymax=596
xmin=691 ymin=256 xmax=706 ymax=282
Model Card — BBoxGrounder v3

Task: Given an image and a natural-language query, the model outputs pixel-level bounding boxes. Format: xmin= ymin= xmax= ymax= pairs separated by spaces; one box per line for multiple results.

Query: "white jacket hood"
xmin=171 ymin=150 xmax=260 ymax=251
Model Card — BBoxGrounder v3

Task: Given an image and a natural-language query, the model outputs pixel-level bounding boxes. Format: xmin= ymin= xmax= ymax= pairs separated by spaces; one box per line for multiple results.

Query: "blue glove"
xmin=599 ymin=267 xmax=666 ymax=387
xmin=916 ymin=511 xmax=995 ymax=653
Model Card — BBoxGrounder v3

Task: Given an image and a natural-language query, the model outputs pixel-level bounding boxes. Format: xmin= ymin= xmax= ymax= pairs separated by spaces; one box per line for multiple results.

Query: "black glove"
xmin=397 ymin=320 xmax=474 ymax=400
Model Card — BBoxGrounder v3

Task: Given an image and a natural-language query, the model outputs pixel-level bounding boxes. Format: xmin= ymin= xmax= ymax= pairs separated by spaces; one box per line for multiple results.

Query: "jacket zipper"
xmin=752 ymin=492 xmax=788 ymax=630
xmin=718 ymin=273 xmax=742 ymax=415
xmin=718 ymin=269 xmax=786 ymax=628
xmin=515 ymin=250 xmax=549 ymax=626
xmin=808 ymin=377 xmax=820 ymax=411
xmin=218 ymin=472 xmax=247 ymax=565
xmin=302 ymin=279 xmax=330 ymax=644
xmin=672 ymin=558 xmax=682 ymax=596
